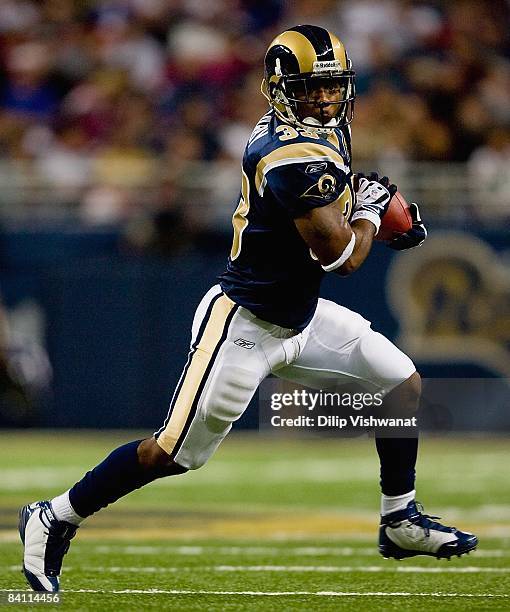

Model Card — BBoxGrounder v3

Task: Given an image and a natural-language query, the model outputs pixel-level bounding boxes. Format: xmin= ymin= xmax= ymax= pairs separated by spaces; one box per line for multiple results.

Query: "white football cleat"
xmin=379 ymin=500 xmax=478 ymax=560
xmin=19 ymin=501 xmax=78 ymax=592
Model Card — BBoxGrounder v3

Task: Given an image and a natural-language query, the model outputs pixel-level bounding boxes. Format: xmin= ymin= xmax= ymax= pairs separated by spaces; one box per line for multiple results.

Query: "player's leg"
xmin=18 ymin=441 xmax=187 ymax=592
xmin=46 ymin=284 xmax=240 ymax=525
xmin=343 ymin=328 xmax=474 ymax=559
xmin=20 ymin=287 xmax=282 ymax=591
xmin=276 ymin=298 xmax=477 ymax=559
xmin=276 ymin=300 xmax=419 ymax=505
xmin=342 ymin=321 xmax=421 ymax=502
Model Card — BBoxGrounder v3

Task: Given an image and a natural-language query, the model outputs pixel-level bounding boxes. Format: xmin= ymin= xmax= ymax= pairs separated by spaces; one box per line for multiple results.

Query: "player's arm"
xmin=266 ymin=159 xmax=392 ymax=274
xmin=294 ymin=176 xmax=393 ymax=276
xmin=294 ymin=203 xmax=376 ymax=276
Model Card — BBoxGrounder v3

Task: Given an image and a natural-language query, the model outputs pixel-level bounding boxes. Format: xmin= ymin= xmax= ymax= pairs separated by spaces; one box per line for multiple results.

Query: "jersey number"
xmin=230 ymin=169 xmax=250 ymax=260
xmin=276 ymin=124 xmax=319 ymax=141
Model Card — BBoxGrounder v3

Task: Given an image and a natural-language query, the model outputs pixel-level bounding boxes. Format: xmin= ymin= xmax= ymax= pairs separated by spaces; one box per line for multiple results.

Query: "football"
xmin=375 ymin=191 xmax=413 ymax=242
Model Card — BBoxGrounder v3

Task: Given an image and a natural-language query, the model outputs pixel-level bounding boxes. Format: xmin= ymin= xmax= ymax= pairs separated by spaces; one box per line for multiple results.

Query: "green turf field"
xmin=1 ymin=431 xmax=509 ymax=610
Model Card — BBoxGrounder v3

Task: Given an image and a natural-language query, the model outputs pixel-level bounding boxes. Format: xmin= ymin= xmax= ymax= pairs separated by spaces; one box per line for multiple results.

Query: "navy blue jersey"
xmin=219 ymin=111 xmax=354 ymax=330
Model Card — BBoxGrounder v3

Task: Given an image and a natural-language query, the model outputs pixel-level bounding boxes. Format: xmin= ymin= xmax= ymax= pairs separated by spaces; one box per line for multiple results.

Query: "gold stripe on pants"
xmin=156 ymin=294 xmax=236 ymax=455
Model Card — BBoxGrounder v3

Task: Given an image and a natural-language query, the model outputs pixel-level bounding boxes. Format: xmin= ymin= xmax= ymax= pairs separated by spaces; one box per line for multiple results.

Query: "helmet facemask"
xmin=264 ymin=70 xmax=355 ymax=131
xmin=282 ymin=72 xmax=355 ymax=130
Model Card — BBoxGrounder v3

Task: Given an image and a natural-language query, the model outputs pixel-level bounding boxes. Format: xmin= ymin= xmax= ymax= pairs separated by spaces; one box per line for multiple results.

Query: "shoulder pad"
xmin=255 ymin=141 xmax=348 ymax=196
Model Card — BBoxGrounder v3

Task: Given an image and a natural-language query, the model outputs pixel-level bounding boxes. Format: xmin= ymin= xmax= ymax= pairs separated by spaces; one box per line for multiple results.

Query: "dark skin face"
xmin=290 ymin=78 xmax=344 ymax=122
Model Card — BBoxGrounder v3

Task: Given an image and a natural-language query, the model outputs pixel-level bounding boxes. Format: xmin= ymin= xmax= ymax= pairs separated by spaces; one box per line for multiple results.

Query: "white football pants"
xmin=155 ymin=285 xmax=415 ymax=469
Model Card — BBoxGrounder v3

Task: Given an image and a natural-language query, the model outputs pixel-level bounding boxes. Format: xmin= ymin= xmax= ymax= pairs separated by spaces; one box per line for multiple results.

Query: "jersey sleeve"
xmin=265 ymin=160 xmax=348 ymax=218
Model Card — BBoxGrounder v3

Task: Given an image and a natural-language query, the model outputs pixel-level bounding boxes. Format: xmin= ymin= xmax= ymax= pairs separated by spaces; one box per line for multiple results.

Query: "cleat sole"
xmin=380 ymin=539 xmax=478 ymax=561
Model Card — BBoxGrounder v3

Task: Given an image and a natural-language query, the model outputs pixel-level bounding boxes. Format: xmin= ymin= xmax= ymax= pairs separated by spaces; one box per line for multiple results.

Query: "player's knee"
xmin=137 ymin=438 xmax=188 ymax=476
xmin=392 ymin=371 xmax=421 ymax=412
xmin=405 ymin=371 xmax=422 ymax=405
xmin=204 ymin=367 xmax=255 ymax=433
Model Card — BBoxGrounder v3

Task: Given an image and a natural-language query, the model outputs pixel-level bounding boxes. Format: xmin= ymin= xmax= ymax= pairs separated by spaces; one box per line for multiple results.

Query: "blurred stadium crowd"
xmin=0 ymin=0 xmax=510 ymax=232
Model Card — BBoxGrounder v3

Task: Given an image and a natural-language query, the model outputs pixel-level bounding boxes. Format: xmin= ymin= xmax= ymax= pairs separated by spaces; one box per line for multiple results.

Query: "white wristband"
xmin=350 ymin=210 xmax=381 ymax=234
xmin=321 ymin=232 xmax=356 ymax=272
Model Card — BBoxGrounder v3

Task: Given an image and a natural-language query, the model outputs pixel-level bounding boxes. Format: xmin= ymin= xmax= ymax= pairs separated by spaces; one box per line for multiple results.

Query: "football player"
xmin=19 ymin=25 xmax=476 ymax=592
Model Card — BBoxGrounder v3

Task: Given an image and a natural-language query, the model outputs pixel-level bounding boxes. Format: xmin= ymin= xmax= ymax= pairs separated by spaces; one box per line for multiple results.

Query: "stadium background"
xmin=1 ymin=0 xmax=509 ymax=429
xmin=0 ymin=1 xmax=509 ymax=608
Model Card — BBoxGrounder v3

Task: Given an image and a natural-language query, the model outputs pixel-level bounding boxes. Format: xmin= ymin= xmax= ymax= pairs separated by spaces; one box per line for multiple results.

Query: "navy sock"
xmin=376 ymin=437 xmax=418 ymax=496
xmin=69 ymin=439 xmax=166 ymax=518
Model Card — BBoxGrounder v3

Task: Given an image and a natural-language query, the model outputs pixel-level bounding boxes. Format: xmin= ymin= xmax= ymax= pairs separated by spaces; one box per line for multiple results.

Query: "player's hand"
xmin=351 ymin=173 xmax=394 ymax=233
xmin=388 ymin=202 xmax=427 ymax=250
xmin=353 ymin=172 xmax=398 ymax=200
xmin=354 ymin=173 xmax=395 ymax=217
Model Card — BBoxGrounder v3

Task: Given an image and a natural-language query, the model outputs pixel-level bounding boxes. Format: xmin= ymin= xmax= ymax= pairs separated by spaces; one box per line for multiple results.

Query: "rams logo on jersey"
xmin=318 ymin=174 xmax=337 ymax=196
xmin=301 ymin=173 xmax=337 ymax=200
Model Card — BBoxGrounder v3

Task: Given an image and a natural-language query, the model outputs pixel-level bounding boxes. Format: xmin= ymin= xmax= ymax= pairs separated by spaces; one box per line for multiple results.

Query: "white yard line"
xmin=1 ymin=588 xmax=508 ymax=598
xmin=214 ymin=565 xmax=510 ymax=573
xmin=7 ymin=565 xmax=510 ymax=574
